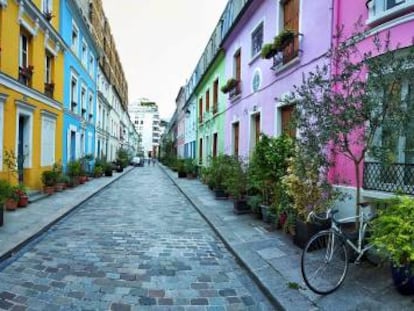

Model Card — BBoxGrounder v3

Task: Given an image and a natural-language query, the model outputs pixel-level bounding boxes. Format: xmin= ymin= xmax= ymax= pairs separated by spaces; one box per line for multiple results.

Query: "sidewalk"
xmin=0 ymin=167 xmax=134 ymax=262
xmin=161 ymin=165 xmax=414 ymax=311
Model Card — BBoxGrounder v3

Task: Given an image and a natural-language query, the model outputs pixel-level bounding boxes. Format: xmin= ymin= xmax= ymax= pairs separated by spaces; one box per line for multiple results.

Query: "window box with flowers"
xmin=19 ymin=65 xmax=34 ymax=85
xmin=44 ymin=82 xmax=55 ymax=98
xmin=43 ymin=11 xmax=54 ymax=22
xmin=221 ymin=78 xmax=240 ymax=99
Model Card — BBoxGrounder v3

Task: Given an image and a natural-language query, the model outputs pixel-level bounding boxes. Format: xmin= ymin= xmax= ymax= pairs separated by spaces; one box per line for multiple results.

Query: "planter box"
xmin=178 ymin=171 xmax=187 ymax=178
xmin=391 ymin=263 xmax=414 ymax=295
xmin=214 ymin=189 xmax=229 ymax=200
xmin=260 ymin=204 xmax=272 ymax=223
xmin=293 ymin=218 xmax=331 ymax=249
xmin=233 ymin=199 xmax=250 ymax=215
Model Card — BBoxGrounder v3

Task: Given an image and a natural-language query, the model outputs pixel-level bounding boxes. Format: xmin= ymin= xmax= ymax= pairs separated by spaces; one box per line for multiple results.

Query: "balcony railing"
xmin=271 ymin=37 xmax=300 ymax=71
xmin=44 ymin=82 xmax=54 ymax=98
xmin=363 ymin=161 xmax=414 ymax=194
xmin=19 ymin=66 xmax=33 ymax=86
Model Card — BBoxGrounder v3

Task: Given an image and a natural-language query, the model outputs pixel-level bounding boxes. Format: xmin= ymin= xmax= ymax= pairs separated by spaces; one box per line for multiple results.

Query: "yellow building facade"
xmin=0 ymin=0 xmax=64 ymax=190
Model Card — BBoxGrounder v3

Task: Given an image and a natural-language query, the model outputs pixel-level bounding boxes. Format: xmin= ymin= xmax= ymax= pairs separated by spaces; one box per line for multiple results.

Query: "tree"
xmin=284 ymin=26 xmax=414 ymax=217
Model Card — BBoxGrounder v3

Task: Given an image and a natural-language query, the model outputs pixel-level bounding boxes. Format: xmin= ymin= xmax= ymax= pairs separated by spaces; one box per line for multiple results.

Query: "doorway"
xmin=17 ymin=115 xmax=30 ymax=183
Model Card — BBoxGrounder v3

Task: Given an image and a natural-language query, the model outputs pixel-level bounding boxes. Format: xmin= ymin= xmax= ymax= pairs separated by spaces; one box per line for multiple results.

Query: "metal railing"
xmin=363 ymin=161 xmax=414 ymax=194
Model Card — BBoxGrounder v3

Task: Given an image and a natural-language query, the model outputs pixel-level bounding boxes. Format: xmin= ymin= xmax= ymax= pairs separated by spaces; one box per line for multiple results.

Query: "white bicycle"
xmin=301 ymin=203 xmax=376 ymax=295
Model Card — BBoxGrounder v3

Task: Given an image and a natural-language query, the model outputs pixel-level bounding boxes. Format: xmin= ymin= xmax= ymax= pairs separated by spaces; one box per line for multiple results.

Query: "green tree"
xmin=284 ymin=26 xmax=414 ymax=216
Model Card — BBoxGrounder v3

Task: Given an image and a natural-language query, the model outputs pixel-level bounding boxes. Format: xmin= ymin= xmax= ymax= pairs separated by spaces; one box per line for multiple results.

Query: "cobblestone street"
xmin=0 ymin=166 xmax=273 ymax=311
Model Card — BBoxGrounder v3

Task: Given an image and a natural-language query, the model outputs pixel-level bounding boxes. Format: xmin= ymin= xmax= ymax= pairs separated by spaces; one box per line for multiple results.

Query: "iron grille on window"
xmin=251 ymin=23 xmax=263 ymax=57
xmin=363 ymin=161 xmax=414 ymax=194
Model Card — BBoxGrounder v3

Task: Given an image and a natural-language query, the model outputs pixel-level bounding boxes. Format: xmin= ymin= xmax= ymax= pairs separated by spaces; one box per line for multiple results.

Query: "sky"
xmin=101 ymin=0 xmax=228 ymax=120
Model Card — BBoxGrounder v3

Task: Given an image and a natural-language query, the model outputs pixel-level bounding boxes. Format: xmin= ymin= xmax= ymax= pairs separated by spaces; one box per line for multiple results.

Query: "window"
xmin=42 ymin=0 xmax=53 ymax=13
xmin=199 ymin=138 xmax=203 ymax=164
xmin=41 ymin=114 xmax=56 ymax=166
xmin=71 ymin=23 xmax=79 ymax=53
xmin=44 ymin=52 xmax=54 ymax=97
xmin=81 ymin=41 xmax=88 ymax=66
xmin=251 ymin=22 xmax=264 ymax=57
xmin=88 ymin=93 xmax=93 ymax=120
xmin=81 ymin=87 xmax=86 ymax=118
xmin=367 ymin=0 xmax=413 ymax=24
xmin=70 ymin=76 xmax=78 ymax=112
xmin=213 ymin=133 xmax=218 ymax=158
xmin=45 ymin=53 xmax=53 ymax=83
xmin=199 ymin=97 xmax=203 ymax=123
xmin=282 ymin=0 xmax=299 ymax=64
xmin=213 ymin=79 xmax=218 ymax=114
xmin=281 ymin=105 xmax=295 ymax=138
xmin=19 ymin=31 xmax=32 ymax=86
xmin=233 ymin=122 xmax=239 ymax=157
xmin=250 ymin=113 xmax=260 ymax=154
xmin=206 ymin=89 xmax=210 ymax=113
xmin=234 ymin=49 xmax=241 ymax=81
xmin=89 ymin=54 xmax=94 ymax=76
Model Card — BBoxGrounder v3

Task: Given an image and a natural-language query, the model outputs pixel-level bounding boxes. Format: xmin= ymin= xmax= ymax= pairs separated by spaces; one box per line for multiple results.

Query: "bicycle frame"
xmin=330 ymin=210 xmax=373 ymax=262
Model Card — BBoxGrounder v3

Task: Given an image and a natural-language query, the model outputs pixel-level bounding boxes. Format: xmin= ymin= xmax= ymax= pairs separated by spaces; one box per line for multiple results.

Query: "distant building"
xmin=128 ymin=99 xmax=161 ymax=157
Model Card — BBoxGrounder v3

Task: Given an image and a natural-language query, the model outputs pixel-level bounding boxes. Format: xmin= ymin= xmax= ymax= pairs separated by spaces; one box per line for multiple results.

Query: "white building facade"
xmin=128 ymin=98 xmax=161 ymax=158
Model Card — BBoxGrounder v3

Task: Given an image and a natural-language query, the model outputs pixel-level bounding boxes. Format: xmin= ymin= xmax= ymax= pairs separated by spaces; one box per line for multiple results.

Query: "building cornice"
xmin=15 ymin=0 xmax=66 ymax=53
xmin=0 ymin=73 xmax=62 ymax=111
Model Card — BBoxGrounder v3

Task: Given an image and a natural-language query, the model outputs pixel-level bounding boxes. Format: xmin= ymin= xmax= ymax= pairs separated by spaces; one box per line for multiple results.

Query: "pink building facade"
xmin=332 ymin=0 xmax=414 ymax=208
xmin=222 ymin=0 xmax=333 ymax=159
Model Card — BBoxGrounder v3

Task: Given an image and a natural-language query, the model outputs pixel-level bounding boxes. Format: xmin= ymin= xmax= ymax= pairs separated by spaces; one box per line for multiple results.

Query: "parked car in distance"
xmin=131 ymin=156 xmax=144 ymax=167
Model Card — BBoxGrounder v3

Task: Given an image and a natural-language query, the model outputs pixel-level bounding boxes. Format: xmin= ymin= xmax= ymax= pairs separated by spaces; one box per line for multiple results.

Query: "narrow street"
xmin=0 ymin=166 xmax=273 ymax=311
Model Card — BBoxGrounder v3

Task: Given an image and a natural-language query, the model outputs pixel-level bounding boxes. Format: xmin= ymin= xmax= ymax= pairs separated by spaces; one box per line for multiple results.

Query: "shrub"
xmin=42 ymin=170 xmax=57 ymax=187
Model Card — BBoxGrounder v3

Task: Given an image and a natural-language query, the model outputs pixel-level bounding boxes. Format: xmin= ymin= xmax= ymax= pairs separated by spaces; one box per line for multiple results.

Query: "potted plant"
xmin=223 ymin=157 xmax=250 ymax=214
xmin=42 ymin=170 xmax=56 ymax=195
xmin=282 ymin=153 xmax=334 ymax=248
xmin=184 ymin=159 xmax=197 ymax=179
xmin=370 ymin=196 xmax=414 ymax=295
xmin=209 ymin=155 xmax=233 ymax=199
xmin=15 ymin=183 xmax=29 ymax=207
xmin=249 ymin=134 xmax=294 ymax=223
xmin=67 ymin=160 xmax=81 ymax=186
xmin=0 ymin=180 xmax=18 ymax=211
xmin=104 ymin=162 xmax=113 ymax=177
xmin=176 ymin=159 xmax=187 ymax=178
xmin=52 ymin=162 xmax=65 ymax=191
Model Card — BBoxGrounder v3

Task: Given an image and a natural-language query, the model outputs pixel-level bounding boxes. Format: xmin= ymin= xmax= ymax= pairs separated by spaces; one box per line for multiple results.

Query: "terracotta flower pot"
xmin=18 ymin=195 xmax=29 ymax=208
xmin=54 ymin=183 xmax=64 ymax=192
xmin=5 ymin=199 xmax=18 ymax=211
xmin=43 ymin=186 xmax=55 ymax=195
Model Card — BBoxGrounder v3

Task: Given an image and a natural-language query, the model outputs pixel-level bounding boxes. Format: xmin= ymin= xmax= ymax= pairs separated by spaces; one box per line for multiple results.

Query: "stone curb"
xmin=160 ymin=165 xmax=293 ymax=310
xmin=0 ymin=167 xmax=136 ymax=264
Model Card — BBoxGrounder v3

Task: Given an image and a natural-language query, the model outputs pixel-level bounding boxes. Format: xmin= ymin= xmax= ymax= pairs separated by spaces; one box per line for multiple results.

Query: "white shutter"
xmin=41 ymin=116 xmax=56 ymax=166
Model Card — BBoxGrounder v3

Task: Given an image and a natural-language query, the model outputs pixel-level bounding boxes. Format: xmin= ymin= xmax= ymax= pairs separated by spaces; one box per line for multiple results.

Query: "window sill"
xmin=248 ymin=53 xmax=261 ymax=66
xmin=366 ymin=1 xmax=414 ymax=26
xmin=271 ymin=56 xmax=300 ymax=74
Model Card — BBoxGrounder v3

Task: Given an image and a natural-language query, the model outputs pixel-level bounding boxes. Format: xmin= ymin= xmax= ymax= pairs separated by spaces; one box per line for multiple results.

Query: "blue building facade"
xmin=60 ymin=0 xmax=98 ymax=169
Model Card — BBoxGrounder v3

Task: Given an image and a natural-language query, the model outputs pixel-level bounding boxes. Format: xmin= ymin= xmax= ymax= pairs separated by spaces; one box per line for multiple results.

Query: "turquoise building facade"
xmin=60 ymin=0 xmax=98 ymax=169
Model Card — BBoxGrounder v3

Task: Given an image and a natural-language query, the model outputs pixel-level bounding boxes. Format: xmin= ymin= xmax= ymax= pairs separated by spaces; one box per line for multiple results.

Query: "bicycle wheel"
xmin=301 ymin=230 xmax=348 ymax=295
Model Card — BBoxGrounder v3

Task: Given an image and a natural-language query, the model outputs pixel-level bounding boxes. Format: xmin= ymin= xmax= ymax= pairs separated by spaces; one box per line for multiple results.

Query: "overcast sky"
xmin=101 ymin=0 xmax=228 ymax=120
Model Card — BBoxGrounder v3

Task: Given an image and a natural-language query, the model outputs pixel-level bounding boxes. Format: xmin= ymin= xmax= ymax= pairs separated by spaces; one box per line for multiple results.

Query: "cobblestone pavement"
xmin=0 ymin=166 xmax=274 ymax=311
